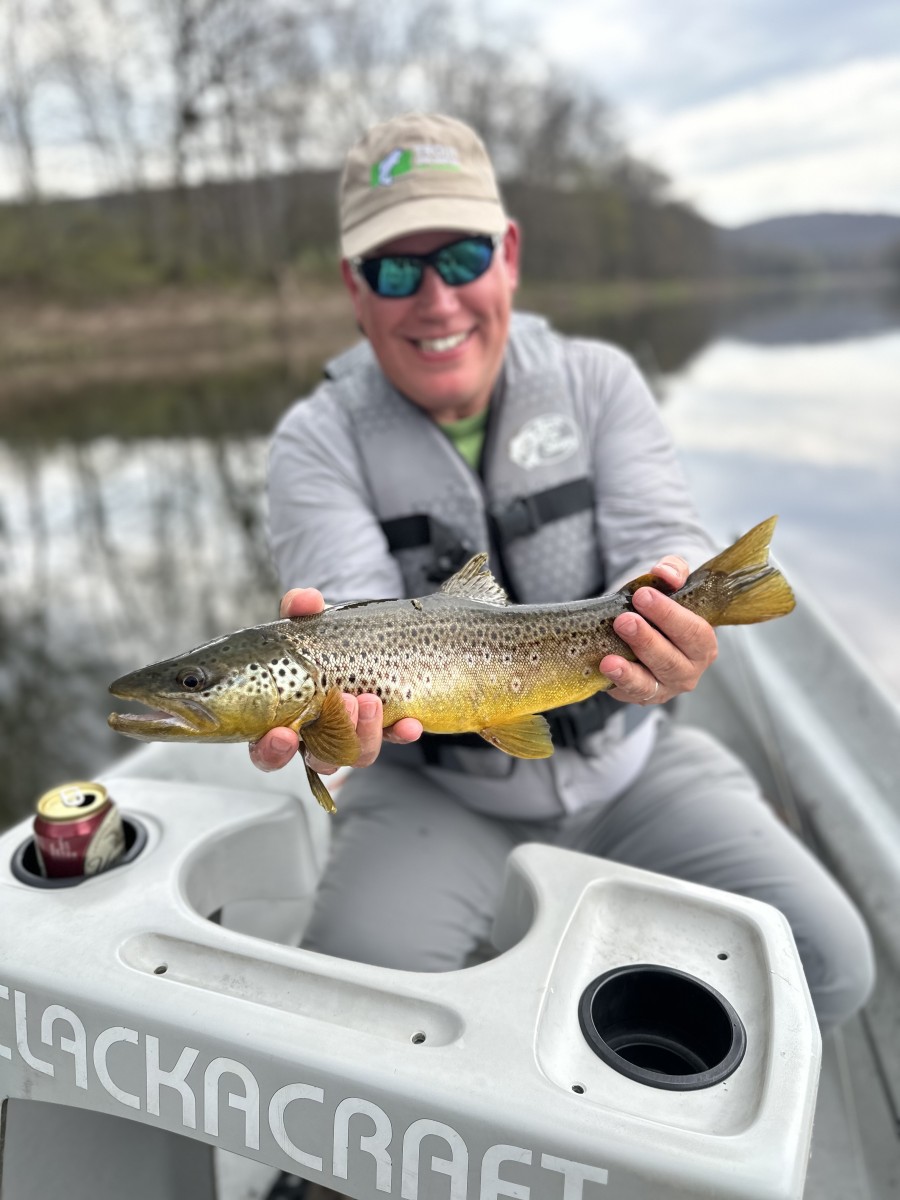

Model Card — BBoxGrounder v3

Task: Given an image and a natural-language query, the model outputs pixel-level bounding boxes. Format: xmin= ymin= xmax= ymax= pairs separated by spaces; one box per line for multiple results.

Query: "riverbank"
xmin=0 ymin=278 xmax=357 ymax=407
xmin=1 ymin=271 xmax=892 ymax=408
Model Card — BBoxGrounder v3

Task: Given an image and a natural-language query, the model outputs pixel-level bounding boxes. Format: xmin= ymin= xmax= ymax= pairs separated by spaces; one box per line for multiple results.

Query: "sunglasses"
xmin=351 ymin=234 xmax=503 ymax=299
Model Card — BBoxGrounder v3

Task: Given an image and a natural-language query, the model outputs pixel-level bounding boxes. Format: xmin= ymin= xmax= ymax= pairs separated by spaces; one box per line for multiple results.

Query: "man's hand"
xmin=249 ymin=587 xmax=423 ymax=773
xmin=600 ymin=556 xmax=717 ymax=706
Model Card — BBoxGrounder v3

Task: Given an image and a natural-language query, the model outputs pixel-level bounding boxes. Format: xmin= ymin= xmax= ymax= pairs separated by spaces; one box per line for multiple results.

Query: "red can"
xmin=33 ymin=781 xmax=125 ymax=879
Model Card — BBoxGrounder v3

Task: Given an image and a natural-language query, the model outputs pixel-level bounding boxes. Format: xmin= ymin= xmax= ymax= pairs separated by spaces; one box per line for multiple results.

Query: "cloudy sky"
xmin=3 ymin=0 xmax=898 ymax=227
xmin=518 ymin=0 xmax=900 ymax=225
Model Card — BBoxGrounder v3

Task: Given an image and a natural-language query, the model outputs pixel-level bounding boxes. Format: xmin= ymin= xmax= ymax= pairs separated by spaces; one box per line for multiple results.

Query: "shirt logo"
xmin=509 ymin=414 xmax=580 ymax=470
xmin=371 ymin=144 xmax=460 ymax=187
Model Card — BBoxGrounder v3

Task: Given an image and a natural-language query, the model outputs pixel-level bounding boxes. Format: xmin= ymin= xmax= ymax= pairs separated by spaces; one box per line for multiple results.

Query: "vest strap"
xmin=381 ymin=514 xmax=476 ymax=583
xmin=487 ymin=477 xmax=594 ymax=544
xmin=381 ymin=477 xmax=595 ymax=558
xmin=381 ymin=513 xmax=429 ymax=551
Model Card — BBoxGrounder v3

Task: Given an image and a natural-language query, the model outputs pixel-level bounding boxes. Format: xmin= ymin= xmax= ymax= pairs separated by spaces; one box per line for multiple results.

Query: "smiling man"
xmin=254 ymin=116 xmax=872 ymax=1199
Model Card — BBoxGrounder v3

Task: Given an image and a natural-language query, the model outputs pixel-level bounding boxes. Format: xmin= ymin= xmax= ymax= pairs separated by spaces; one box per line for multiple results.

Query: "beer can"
xmin=33 ymin=782 xmax=126 ymax=879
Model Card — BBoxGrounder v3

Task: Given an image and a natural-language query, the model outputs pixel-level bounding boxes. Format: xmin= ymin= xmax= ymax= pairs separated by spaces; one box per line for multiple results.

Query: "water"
xmin=659 ymin=290 xmax=900 ymax=706
xmin=2 ymin=283 xmax=898 ymax=828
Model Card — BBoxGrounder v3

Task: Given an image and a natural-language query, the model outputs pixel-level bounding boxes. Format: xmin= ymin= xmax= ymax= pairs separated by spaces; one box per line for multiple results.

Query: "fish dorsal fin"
xmin=295 ymin=687 xmax=361 ymax=766
xmin=438 ymin=554 xmax=510 ymax=606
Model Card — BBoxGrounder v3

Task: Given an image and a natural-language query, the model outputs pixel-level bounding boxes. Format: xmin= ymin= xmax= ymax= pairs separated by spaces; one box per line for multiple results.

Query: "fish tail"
xmin=703 ymin=516 xmax=796 ymax=625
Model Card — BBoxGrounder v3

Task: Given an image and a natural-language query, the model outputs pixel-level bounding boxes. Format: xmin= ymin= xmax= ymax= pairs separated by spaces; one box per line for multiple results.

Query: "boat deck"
xmin=677 ymin=611 xmax=900 ymax=1200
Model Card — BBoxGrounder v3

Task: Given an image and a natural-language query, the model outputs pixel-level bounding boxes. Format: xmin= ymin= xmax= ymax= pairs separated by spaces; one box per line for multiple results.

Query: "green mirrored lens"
xmin=435 ymin=238 xmax=494 ymax=285
xmin=375 ymin=257 xmax=423 ymax=297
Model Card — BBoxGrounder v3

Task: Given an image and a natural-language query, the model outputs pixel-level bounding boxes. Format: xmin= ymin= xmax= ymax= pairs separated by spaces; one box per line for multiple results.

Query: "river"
xmin=2 ymin=282 xmax=898 ymax=827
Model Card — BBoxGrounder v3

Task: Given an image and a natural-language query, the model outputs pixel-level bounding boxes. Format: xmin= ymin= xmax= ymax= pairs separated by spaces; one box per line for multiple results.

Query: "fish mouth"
xmin=108 ymin=682 xmax=219 ymax=741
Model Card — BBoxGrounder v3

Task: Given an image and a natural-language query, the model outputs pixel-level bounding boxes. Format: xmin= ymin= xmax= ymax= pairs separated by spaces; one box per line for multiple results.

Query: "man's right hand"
xmin=249 ymin=587 xmax=423 ymax=774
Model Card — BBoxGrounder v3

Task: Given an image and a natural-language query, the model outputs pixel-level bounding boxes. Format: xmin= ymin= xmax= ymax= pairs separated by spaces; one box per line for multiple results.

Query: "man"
xmin=252 ymin=113 xmax=872 ymax=1025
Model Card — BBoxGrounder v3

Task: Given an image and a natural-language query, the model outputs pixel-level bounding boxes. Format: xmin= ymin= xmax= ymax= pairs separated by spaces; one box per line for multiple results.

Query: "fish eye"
xmin=177 ymin=668 xmax=206 ymax=691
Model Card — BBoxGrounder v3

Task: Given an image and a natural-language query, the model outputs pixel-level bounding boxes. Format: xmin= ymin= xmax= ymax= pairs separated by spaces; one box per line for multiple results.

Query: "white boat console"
xmin=0 ymin=757 xmax=820 ymax=1199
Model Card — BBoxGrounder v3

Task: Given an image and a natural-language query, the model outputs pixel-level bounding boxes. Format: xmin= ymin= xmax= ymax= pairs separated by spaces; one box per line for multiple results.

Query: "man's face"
xmin=341 ymin=223 xmax=520 ymax=423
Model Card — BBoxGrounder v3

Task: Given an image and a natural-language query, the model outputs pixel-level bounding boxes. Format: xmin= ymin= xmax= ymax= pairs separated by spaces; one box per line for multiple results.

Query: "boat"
xmin=1 ymin=573 xmax=898 ymax=1199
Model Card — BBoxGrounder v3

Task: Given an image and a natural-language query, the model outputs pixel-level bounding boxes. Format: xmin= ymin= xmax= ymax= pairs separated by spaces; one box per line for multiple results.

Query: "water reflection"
xmin=2 ymin=283 xmax=898 ymax=829
xmin=661 ymin=318 xmax=900 ymax=703
xmin=0 ymin=436 xmax=278 ymax=826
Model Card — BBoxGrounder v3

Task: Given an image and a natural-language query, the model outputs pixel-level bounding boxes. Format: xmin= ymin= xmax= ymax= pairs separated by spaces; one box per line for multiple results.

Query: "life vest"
xmin=323 ymin=312 xmax=628 ymax=758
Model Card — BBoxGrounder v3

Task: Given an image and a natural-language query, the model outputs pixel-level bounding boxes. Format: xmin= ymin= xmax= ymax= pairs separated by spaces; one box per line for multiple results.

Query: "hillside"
xmin=719 ymin=212 xmax=900 ymax=271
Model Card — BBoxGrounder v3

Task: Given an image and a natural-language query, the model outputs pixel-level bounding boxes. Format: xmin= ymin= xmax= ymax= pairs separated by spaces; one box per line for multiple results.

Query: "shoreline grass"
xmin=0 ymin=269 xmax=891 ymax=408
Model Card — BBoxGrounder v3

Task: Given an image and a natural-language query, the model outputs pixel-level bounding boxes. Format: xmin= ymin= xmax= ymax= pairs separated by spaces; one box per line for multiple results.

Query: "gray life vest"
xmin=323 ymin=312 xmax=625 ymax=756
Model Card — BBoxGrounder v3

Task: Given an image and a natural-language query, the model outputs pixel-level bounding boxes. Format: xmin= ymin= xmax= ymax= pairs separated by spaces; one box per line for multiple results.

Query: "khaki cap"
xmin=339 ymin=113 xmax=508 ymax=259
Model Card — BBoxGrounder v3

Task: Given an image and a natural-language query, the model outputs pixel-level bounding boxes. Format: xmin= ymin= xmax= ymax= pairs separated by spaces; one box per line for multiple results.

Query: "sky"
xmin=3 ymin=0 xmax=898 ymax=227
xmin=515 ymin=0 xmax=900 ymax=225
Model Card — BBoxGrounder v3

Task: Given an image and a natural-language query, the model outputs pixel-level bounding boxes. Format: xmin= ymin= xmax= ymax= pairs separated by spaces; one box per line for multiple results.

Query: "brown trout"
xmin=109 ymin=516 xmax=794 ymax=812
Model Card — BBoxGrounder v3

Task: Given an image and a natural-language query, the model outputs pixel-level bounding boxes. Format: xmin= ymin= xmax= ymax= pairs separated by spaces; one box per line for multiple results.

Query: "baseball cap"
xmin=339 ymin=113 xmax=508 ymax=259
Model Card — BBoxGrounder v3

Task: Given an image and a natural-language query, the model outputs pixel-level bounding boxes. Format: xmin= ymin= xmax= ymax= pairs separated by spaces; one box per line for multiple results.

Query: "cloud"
xmin=626 ymin=55 xmax=900 ymax=222
xmin=662 ymin=334 xmax=900 ymax=468
xmin=533 ymin=0 xmax=898 ymax=109
xmin=518 ymin=0 xmax=900 ymax=221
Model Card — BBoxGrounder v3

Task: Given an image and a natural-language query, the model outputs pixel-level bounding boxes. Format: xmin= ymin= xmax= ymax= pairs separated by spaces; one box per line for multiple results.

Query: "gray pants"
xmin=303 ymin=719 xmax=874 ymax=1033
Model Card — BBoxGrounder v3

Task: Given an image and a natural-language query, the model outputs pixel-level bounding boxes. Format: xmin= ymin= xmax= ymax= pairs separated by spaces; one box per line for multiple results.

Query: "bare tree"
xmin=0 ymin=0 xmax=43 ymax=201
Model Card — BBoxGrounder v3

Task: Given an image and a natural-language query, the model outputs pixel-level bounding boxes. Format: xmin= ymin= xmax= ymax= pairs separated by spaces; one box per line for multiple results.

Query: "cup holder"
xmin=579 ymin=964 xmax=746 ymax=1091
xmin=10 ymin=816 xmax=148 ymax=889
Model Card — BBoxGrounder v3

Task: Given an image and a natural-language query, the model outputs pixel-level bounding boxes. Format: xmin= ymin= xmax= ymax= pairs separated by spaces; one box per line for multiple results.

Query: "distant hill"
xmin=718 ymin=212 xmax=900 ymax=272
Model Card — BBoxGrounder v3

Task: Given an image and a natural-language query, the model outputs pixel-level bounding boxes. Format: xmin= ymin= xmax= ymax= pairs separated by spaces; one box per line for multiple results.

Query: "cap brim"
xmin=341 ymin=197 xmax=508 ymax=259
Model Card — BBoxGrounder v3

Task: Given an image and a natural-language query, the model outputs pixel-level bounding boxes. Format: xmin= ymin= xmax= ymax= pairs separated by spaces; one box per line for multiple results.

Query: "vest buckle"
xmin=490 ymin=494 xmax=542 ymax=542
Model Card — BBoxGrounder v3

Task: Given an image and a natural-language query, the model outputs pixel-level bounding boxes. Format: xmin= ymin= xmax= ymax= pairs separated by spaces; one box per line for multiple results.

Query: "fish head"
xmin=108 ymin=627 xmax=320 ymax=742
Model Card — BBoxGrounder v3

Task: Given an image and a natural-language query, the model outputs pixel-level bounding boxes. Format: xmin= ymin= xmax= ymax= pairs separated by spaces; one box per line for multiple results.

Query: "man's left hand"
xmin=600 ymin=556 xmax=718 ymax=706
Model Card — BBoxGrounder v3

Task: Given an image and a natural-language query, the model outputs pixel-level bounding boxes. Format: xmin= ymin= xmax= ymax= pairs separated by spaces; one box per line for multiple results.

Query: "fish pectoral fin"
xmin=297 ymin=686 xmax=361 ymax=765
xmin=301 ymin=756 xmax=337 ymax=815
xmin=480 ymin=714 xmax=554 ymax=758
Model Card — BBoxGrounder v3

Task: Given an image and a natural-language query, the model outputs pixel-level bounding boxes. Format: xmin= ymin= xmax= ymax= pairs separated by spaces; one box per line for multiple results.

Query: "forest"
xmin=0 ymin=0 xmax=755 ymax=294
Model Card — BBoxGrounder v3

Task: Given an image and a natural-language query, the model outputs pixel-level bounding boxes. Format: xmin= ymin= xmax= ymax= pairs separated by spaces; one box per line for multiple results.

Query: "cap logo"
xmin=371 ymin=143 xmax=461 ymax=187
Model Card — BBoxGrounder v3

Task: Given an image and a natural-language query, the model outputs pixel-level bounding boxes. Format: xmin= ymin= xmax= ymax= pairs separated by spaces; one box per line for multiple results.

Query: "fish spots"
xmin=511 ymin=677 xmax=522 ymax=693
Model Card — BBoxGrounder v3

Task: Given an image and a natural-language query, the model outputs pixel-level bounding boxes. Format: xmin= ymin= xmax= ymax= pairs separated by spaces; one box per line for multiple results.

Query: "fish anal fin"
xmin=438 ymin=554 xmax=509 ymax=606
xmin=302 ymin=757 xmax=337 ymax=814
xmin=295 ymin=687 xmax=361 ymax=765
xmin=480 ymin=714 xmax=554 ymax=758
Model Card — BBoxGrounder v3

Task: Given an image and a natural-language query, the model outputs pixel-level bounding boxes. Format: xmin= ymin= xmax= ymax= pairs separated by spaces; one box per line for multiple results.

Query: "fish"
xmin=108 ymin=516 xmax=795 ymax=813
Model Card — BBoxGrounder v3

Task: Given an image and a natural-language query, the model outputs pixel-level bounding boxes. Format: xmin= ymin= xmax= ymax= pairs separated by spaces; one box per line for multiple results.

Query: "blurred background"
xmin=2 ymin=0 xmax=899 ymax=827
